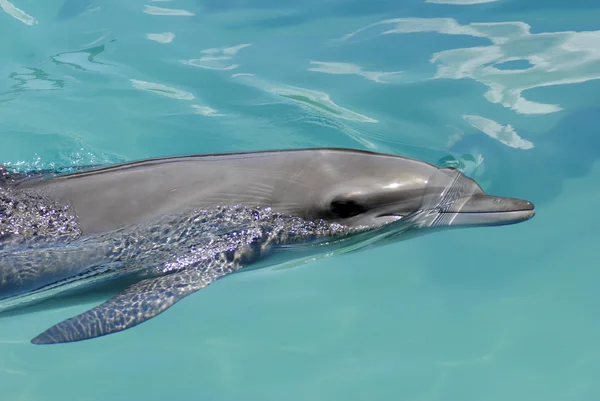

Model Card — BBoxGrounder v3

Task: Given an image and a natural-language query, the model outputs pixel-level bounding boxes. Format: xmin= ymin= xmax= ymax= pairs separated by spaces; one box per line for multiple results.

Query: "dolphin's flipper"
xmin=30 ymin=268 xmax=216 ymax=344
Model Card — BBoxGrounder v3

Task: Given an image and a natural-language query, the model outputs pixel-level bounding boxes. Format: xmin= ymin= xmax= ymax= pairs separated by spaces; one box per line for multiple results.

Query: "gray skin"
xmin=0 ymin=148 xmax=534 ymax=345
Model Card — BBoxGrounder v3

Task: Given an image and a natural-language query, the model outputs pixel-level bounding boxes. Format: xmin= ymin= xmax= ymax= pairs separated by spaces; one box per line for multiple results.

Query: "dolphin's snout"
xmin=448 ymin=194 xmax=534 ymax=214
xmin=437 ymin=194 xmax=535 ymax=227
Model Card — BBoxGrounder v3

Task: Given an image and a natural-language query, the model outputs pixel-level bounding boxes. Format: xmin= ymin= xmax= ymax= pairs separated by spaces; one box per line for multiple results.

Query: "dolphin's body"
xmin=0 ymin=148 xmax=535 ymax=345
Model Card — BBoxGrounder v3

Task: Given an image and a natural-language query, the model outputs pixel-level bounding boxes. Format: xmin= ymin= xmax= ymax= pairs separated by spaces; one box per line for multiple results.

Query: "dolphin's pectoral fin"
xmin=30 ymin=269 xmax=213 ymax=345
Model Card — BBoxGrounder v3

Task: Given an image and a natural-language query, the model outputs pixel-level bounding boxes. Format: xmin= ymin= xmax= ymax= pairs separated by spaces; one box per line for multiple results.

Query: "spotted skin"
xmin=2 ymin=195 xmax=360 ymax=344
xmin=0 ymin=186 xmax=81 ymax=250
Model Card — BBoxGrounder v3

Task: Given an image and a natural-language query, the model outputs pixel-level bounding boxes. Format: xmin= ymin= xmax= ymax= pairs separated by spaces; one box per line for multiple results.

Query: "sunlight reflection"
xmin=231 ymin=74 xmax=379 ymax=148
xmin=463 ymin=115 xmax=534 ymax=149
xmin=338 ymin=18 xmax=600 ymax=114
xmin=181 ymin=44 xmax=252 ymax=70
xmin=147 ymin=32 xmax=175 ymax=44
xmin=0 ymin=0 xmax=37 ymax=25
xmin=143 ymin=5 xmax=194 ymax=16
xmin=130 ymin=79 xmax=194 ymax=100
xmin=191 ymin=105 xmax=224 ymax=117
xmin=233 ymin=74 xmax=378 ymax=123
xmin=308 ymin=61 xmax=403 ymax=84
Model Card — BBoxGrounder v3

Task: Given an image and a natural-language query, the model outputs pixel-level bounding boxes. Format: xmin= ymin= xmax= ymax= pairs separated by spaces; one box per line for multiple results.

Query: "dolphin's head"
xmin=293 ymin=149 xmax=535 ymax=231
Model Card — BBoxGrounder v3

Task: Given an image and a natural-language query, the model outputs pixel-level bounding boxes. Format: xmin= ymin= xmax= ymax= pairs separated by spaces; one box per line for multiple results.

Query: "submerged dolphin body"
xmin=0 ymin=148 xmax=535 ymax=344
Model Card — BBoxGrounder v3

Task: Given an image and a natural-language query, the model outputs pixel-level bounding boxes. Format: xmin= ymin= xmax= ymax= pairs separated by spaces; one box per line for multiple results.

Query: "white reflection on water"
xmin=463 ymin=114 xmax=534 ymax=149
xmin=130 ymin=80 xmax=225 ymax=117
xmin=0 ymin=0 xmax=37 ymax=26
xmin=232 ymin=74 xmax=378 ymax=124
xmin=143 ymin=5 xmax=194 ymax=16
xmin=338 ymin=18 xmax=600 ymax=115
xmin=231 ymin=74 xmax=380 ymax=149
xmin=191 ymin=105 xmax=225 ymax=117
xmin=130 ymin=79 xmax=195 ymax=100
xmin=181 ymin=44 xmax=252 ymax=71
xmin=308 ymin=61 xmax=403 ymax=84
xmin=147 ymin=32 xmax=175 ymax=44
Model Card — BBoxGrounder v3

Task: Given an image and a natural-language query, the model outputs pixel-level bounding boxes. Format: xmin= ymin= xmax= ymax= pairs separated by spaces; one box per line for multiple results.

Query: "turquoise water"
xmin=1 ymin=0 xmax=599 ymax=399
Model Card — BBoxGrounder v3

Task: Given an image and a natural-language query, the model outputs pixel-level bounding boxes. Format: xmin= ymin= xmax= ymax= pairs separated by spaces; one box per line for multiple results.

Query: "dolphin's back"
xmin=12 ymin=149 xmax=425 ymax=236
xmin=12 ymin=151 xmax=312 ymax=236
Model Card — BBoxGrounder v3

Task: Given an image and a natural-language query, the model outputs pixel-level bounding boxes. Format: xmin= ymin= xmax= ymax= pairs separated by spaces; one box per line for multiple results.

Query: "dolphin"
xmin=0 ymin=148 xmax=535 ymax=345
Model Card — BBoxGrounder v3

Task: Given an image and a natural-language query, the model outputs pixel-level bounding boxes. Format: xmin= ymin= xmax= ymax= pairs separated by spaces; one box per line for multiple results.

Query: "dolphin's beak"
xmin=437 ymin=194 xmax=535 ymax=227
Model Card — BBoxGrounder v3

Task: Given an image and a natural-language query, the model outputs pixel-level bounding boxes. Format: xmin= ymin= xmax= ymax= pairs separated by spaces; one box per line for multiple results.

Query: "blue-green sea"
xmin=1 ymin=0 xmax=599 ymax=400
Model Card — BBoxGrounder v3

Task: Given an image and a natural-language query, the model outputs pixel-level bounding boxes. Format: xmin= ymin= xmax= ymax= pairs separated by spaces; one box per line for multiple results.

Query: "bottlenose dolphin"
xmin=0 ymin=148 xmax=535 ymax=345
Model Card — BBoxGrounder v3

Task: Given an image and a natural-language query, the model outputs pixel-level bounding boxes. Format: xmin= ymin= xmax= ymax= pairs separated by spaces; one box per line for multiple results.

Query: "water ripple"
xmin=233 ymin=74 xmax=378 ymax=124
xmin=180 ymin=44 xmax=252 ymax=70
xmin=0 ymin=0 xmax=37 ymax=26
xmin=308 ymin=61 xmax=403 ymax=84
xmin=338 ymin=17 xmax=600 ymax=115
xmin=462 ymin=115 xmax=534 ymax=150
xmin=191 ymin=105 xmax=225 ymax=117
xmin=130 ymin=79 xmax=195 ymax=100
xmin=146 ymin=32 xmax=176 ymax=44
xmin=142 ymin=5 xmax=195 ymax=16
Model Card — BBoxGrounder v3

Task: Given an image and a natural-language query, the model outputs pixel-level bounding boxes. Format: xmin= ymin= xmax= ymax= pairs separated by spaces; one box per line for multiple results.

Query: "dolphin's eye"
xmin=330 ymin=199 xmax=368 ymax=218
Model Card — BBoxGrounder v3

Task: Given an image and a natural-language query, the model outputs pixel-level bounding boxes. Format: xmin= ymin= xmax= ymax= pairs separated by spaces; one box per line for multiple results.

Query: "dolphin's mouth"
xmin=434 ymin=194 xmax=535 ymax=227
xmin=376 ymin=194 xmax=535 ymax=228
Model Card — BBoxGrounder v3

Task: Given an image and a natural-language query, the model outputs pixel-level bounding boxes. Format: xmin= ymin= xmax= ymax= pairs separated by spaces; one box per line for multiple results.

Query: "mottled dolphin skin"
xmin=0 ymin=148 xmax=535 ymax=345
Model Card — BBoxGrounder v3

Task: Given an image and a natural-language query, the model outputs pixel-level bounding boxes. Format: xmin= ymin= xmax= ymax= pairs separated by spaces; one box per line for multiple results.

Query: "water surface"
xmin=1 ymin=0 xmax=599 ymax=400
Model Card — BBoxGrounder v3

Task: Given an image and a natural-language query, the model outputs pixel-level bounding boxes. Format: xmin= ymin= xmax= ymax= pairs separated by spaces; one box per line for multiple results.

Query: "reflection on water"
xmin=181 ymin=44 xmax=252 ymax=71
xmin=0 ymin=0 xmax=37 ymax=25
xmin=308 ymin=61 xmax=403 ymax=84
xmin=442 ymin=107 xmax=600 ymax=206
xmin=462 ymin=115 xmax=534 ymax=150
xmin=129 ymin=79 xmax=226 ymax=117
xmin=142 ymin=5 xmax=195 ymax=16
xmin=56 ymin=0 xmax=96 ymax=21
xmin=2 ymin=68 xmax=65 ymax=95
xmin=231 ymin=73 xmax=380 ymax=148
xmin=1 ymin=3 xmax=597 ymax=197
xmin=338 ymin=17 xmax=600 ymax=114
xmin=146 ymin=32 xmax=175 ymax=44
xmin=1 ymin=1 xmax=600 ymax=399
xmin=51 ymin=43 xmax=116 ymax=73
xmin=191 ymin=105 xmax=224 ymax=117
xmin=130 ymin=79 xmax=195 ymax=100
xmin=233 ymin=74 xmax=378 ymax=123
xmin=216 ymin=72 xmax=380 ymax=149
